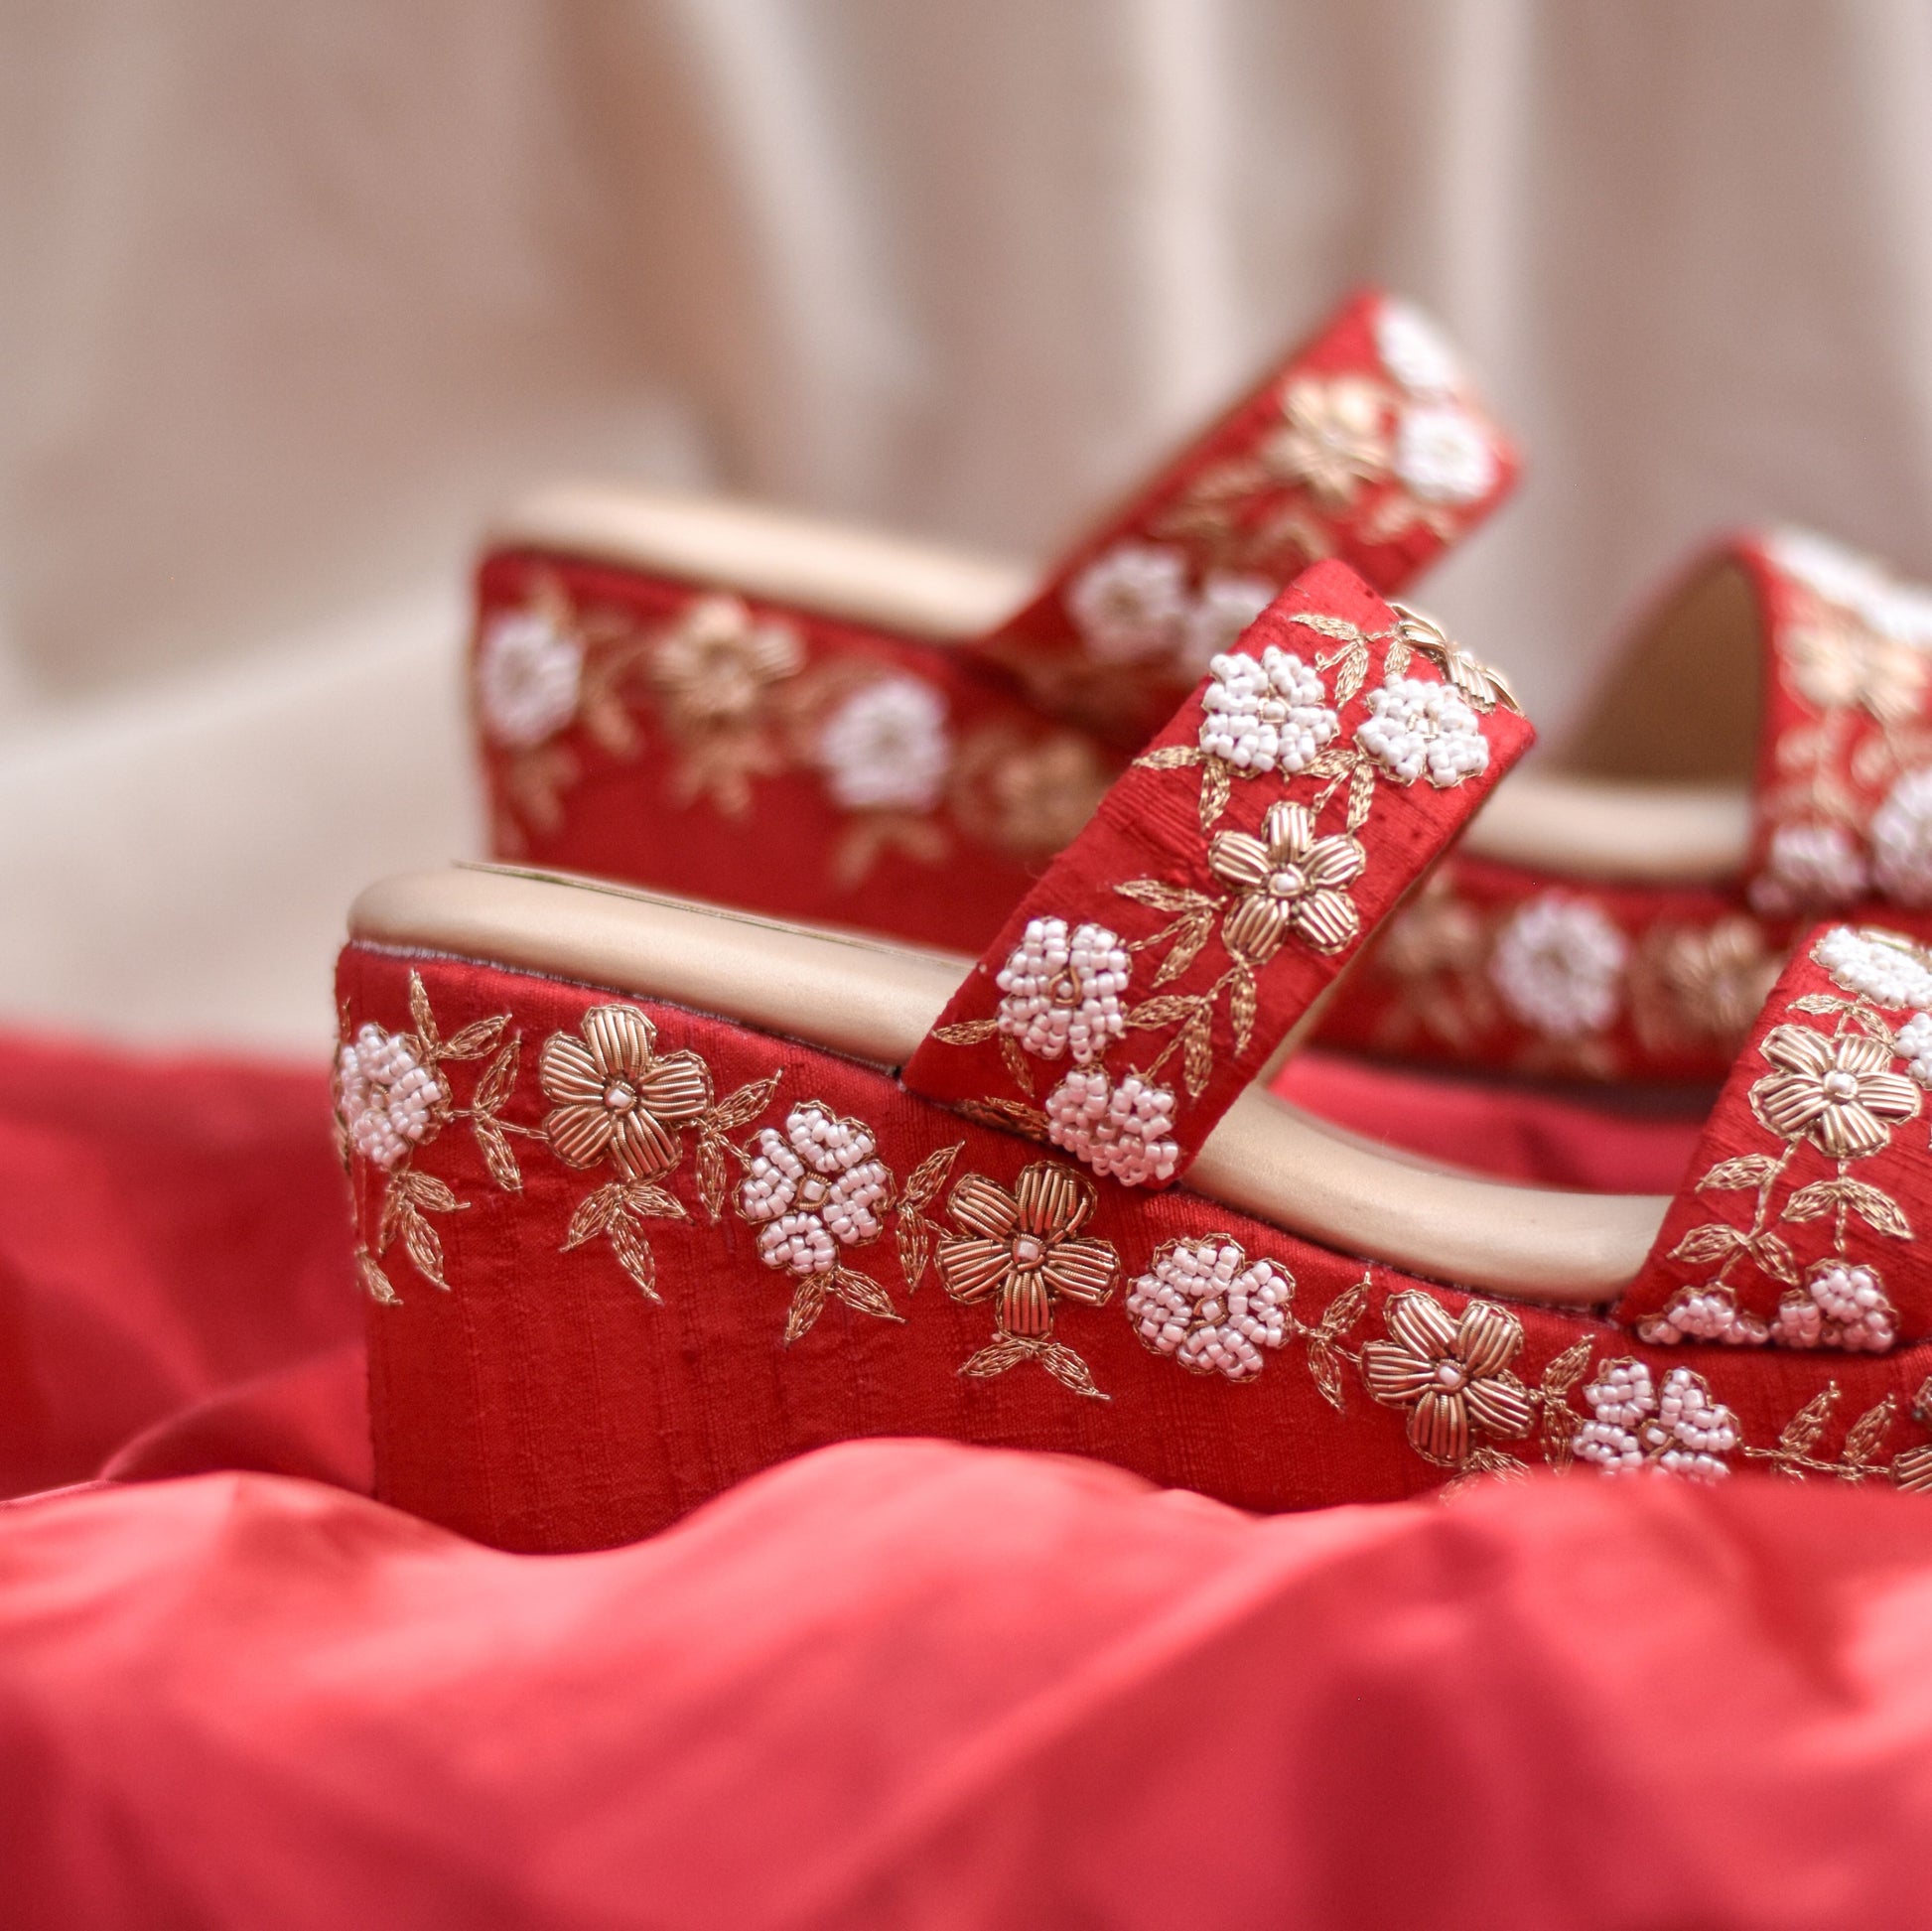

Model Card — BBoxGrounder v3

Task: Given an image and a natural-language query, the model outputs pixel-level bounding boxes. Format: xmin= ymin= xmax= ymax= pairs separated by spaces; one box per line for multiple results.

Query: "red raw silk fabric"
xmin=7 ymin=1452 xmax=1932 ymax=1927
xmin=0 ymin=1031 xmax=359 ymax=1498
xmin=340 ymin=941 xmax=1932 ymax=1556
xmin=472 ymin=546 xmax=1132 ymax=954
xmin=904 ymin=559 xmax=1535 ymax=1180
xmin=1622 ymin=924 xmax=1932 ymax=1346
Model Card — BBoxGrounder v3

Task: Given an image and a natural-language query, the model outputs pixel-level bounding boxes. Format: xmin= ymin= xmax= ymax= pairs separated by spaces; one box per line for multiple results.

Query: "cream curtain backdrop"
xmin=7 ymin=0 xmax=1932 ymax=1047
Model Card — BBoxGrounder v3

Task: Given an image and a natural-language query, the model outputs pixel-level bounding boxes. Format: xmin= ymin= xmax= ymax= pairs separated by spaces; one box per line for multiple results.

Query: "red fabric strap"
xmin=1619 ymin=921 xmax=1932 ymax=1349
xmin=968 ymin=288 xmax=1520 ymax=745
xmin=903 ymin=560 xmax=1536 ymax=1185
xmin=1739 ymin=529 xmax=1932 ymax=915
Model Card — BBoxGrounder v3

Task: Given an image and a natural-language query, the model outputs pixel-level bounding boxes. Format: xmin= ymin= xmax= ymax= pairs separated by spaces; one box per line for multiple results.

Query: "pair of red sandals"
xmin=335 ymin=291 xmax=1932 ymax=1551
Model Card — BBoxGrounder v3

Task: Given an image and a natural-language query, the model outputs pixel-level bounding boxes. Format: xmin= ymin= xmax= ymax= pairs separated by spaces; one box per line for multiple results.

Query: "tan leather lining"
xmin=349 ymin=865 xmax=1670 ymax=1306
xmin=490 ymin=483 xmax=1029 ymax=640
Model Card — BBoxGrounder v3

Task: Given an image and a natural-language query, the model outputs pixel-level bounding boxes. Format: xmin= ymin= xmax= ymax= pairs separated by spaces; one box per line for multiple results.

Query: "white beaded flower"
xmin=1126 ymin=1236 xmax=1294 ymax=1381
xmin=1572 ymin=1359 xmax=1738 ymax=1482
xmin=819 ymin=676 xmax=950 ymax=812
xmin=1391 ymin=404 xmax=1498 ymax=505
xmin=1812 ymin=925 xmax=1932 ymax=1009
xmin=1897 ymin=1012 xmax=1932 ymax=1086
xmin=1749 ymin=822 xmax=1868 ymax=915
xmin=1176 ymin=572 xmax=1275 ymax=677
xmin=1636 ymin=1286 xmax=1766 ymax=1348
xmin=1042 ymin=1068 xmax=1180 ymax=1187
xmin=477 ymin=609 xmax=584 ymax=748
xmin=1197 ymin=646 xmax=1338 ymax=774
xmin=995 ymin=916 xmax=1131 ymax=1065
xmin=1373 ymin=297 xmax=1464 ymax=397
xmin=737 ymin=1101 xmax=892 ymax=1277
xmin=1768 ymin=1261 xmax=1897 ymax=1353
xmin=1353 ymin=675 xmax=1489 ymax=786
xmin=1066 ymin=542 xmax=1190 ymax=664
xmin=1871 ymin=767 xmax=1932 ymax=907
xmin=1489 ymin=893 xmax=1628 ymax=1036
xmin=337 ymin=1023 xmax=444 ymax=1169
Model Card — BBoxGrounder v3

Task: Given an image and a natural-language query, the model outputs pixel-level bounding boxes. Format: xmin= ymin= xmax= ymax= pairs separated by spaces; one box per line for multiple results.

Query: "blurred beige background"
xmin=8 ymin=0 xmax=1932 ymax=1048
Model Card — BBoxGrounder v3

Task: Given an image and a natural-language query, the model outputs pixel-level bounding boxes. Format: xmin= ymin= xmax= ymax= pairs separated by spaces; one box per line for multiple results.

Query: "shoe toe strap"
xmin=904 ymin=559 xmax=1535 ymax=1186
xmin=1621 ymin=921 xmax=1932 ymax=1349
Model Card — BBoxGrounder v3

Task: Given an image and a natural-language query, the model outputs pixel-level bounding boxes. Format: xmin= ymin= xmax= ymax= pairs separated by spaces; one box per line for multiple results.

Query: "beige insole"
xmin=350 ymin=865 xmax=1671 ymax=1309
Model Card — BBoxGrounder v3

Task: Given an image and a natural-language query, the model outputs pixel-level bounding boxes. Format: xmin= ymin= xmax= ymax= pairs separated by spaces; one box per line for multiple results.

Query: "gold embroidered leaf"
xmin=695 ymin=1137 xmax=732 ymax=1223
xmin=563 ymin=1183 xmax=623 ymax=1251
xmin=1838 ymin=1177 xmax=1911 ymax=1240
xmin=1384 ymin=636 xmax=1412 ymax=679
xmin=1539 ymin=1338 xmax=1594 ymax=1404
xmin=1702 ymin=1154 xmax=1780 ymax=1191
xmin=607 ymin=1215 xmax=662 ymax=1303
xmin=899 ymin=1142 xmax=965 ymax=1215
xmin=1199 ymin=759 xmax=1234 ymax=832
xmin=1668 ymin=1221 xmax=1746 ymax=1267
xmin=1300 ymin=747 xmax=1355 ymax=781
xmin=1133 ymin=745 xmax=1204 ymax=772
xmin=355 ymin=1251 xmax=401 ymax=1307
xmin=378 ymin=1178 xmax=407 ymax=1250
xmin=1037 ymin=1341 xmax=1108 ymax=1402
xmin=473 ymin=1118 xmax=523 ymax=1193
xmin=1288 ymin=612 xmax=1370 ymax=647
xmin=932 ymin=1018 xmax=1002 ymax=1046
xmin=1329 ymin=641 xmax=1371 ymax=710
xmin=1305 ymin=1337 xmax=1348 ymax=1412
xmin=1780 ymin=1180 xmax=1839 ymax=1224
xmin=1116 ymin=879 xmax=1218 ymax=915
xmin=707 ymin=1071 xmax=783 ymax=1133
xmin=1126 ymin=993 xmax=1200 ymax=1031
xmin=832 ymin=1266 xmax=903 ymax=1325
xmin=1778 ymin=1385 xmax=1840 ymax=1458
xmin=401 ymin=1172 xmax=461 ymax=1214
xmin=442 ymin=1015 xmax=509 ymax=1061
xmin=1178 ymin=454 xmax=1268 ymax=504
xmin=1229 ymin=965 xmax=1259 ymax=1055
xmin=1462 ymin=1444 xmax=1530 ymax=1480
xmin=1345 ymin=759 xmax=1376 ymax=832
xmin=897 ymin=1210 xmax=933 ymax=1293
xmin=407 ymin=973 xmax=439 ymax=1047
xmin=783 ymin=1277 xmax=829 ymax=1345
xmin=959 ymin=1334 xmax=1034 ymax=1380
xmin=1182 ymin=1009 xmax=1215 ymax=1098
xmin=1788 ymin=993 xmax=1850 ymax=1017
xmin=622 ymin=1180 xmax=687 ymax=1221
xmin=999 ymin=1034 xmax=1035 ymax=1096
xmin=1751 ymin=1231 xmax=1800 ymax=1286
xmin=1843 ymin=1395 xmax=1898 ymax=1469
xmin=1315 ymin=1276 xmax=1371 ymax=1344
xmin=398 ymin=1200 xmax=448 ymax=1290
xmin=473 ymin=1035 xmax=522 ymax=1114
xmin=1152 ymin=911 xmax=1216 ymax=987
xmin=955 ymin=1098 xmax=1051 ymax=1142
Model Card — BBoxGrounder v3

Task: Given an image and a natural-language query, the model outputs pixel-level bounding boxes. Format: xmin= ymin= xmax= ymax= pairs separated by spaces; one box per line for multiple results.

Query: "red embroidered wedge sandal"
xmin=469 ymin=289 xmax=1517 ymax=950
xmin=342 ymin=561 xmax=1932 ymax=1553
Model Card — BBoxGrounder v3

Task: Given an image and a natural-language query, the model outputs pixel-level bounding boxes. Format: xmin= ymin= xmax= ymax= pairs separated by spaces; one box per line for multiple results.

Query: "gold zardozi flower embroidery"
xmin=932 ymin=1162 xmax=1120 ymax=1398
xmin=1359 ymin=1292 xmax=1535 ymax=1466
xmin=1209 ymin=799 xmax=1364 ymax=961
